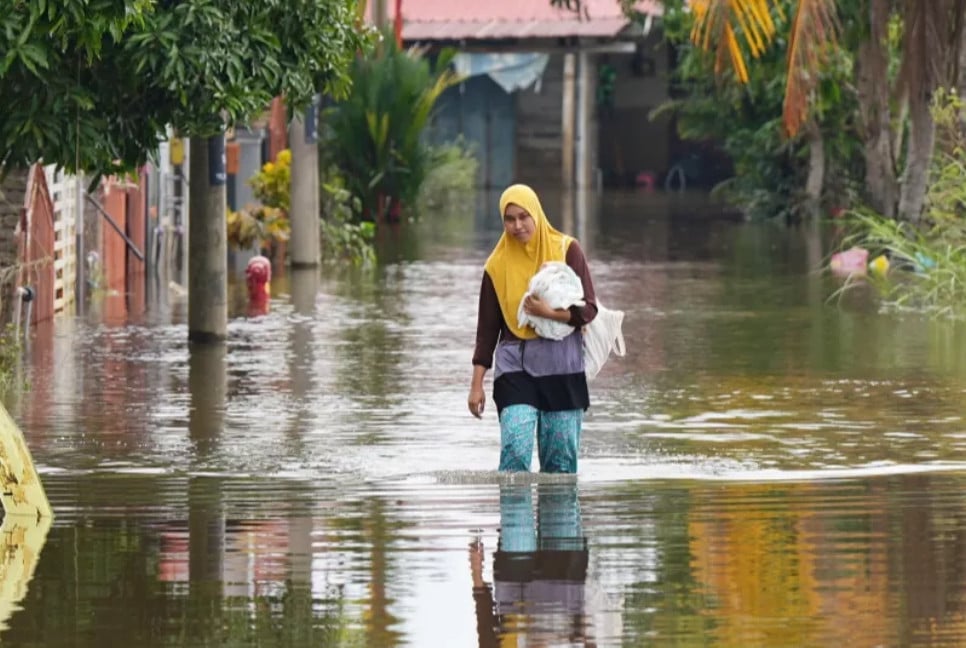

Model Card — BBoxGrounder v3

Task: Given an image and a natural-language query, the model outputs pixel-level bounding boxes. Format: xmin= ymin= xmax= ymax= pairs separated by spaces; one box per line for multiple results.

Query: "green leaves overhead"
xmin=0 ymin=0 xmax=367 ymax=175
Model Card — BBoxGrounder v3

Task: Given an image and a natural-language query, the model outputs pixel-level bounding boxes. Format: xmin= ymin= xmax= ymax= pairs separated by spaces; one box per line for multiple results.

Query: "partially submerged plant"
xmin=321 ymin=167 xmax=375 ymax=266
xmin=835 ymin=89 xmax=966 ymax=317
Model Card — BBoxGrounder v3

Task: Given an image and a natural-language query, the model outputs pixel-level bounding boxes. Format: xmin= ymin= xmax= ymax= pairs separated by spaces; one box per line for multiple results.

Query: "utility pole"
xmin=187 ymin=133 xmax=228 ymax=343
xmin=373 ymin=0 xmax=388 ymax=29
xmin=288 ymin=100 xmax=321 ymax=267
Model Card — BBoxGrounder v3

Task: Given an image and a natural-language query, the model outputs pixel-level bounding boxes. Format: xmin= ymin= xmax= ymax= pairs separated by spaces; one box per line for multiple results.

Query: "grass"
xmin=834 ymin=209 xmax=966 ymax=318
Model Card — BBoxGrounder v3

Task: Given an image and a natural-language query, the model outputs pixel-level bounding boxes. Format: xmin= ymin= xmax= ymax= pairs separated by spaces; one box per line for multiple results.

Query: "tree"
xmin=0 ymin=0 xmax=366 ymax=175
xmin=1 ymin=0 xmax=367 ymax=340
xmin=656 ymin=0 xmax=861 ymax=221
xmin=687 ymin=0 xmax=966 ymax=223
xmin=0 ymin=0 xmax=156 ymax=172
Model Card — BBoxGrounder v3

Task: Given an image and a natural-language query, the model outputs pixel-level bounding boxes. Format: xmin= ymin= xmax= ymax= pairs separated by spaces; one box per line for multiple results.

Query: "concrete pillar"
xmin=575 ymin=50 xmax=594 ymax=189
xmin=234 ymin=127 xmax=264 ymax=209
xmin=372 ymin=0 xmax=388 ymax=27
xmin=288 ymin=111 xmax=320 ymax=268
xmin=561 ymin=53 xmax=576 ymax=188
xmin=188 ymin=134 xmax=228 ymax=343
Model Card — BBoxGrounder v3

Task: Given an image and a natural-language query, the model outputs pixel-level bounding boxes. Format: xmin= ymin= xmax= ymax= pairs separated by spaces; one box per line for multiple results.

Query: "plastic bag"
xmin=583 ymin=301 xmax=625 ymax=380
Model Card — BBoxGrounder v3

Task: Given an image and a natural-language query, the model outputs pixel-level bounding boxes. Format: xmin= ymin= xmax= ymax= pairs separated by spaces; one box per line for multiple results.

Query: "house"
xmin=376 ymin=0 xmax=668 ymax=189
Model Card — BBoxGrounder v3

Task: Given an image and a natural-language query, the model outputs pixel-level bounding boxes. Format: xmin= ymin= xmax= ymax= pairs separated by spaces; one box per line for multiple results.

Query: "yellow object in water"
xmin=0 ymin=402 xmax=51 ymax=520
xmin=0 ymin=403 xmax=53 ymax=628
xmin=870 ymin=254 xmax=890 ymax=276
xmin=0 ymin=514 xmax=51 ymax=631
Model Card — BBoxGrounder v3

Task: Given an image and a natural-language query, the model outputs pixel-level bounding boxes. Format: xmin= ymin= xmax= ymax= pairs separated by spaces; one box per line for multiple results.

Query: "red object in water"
xmin=246 ymin=255 xmax=272 ymax=316
xmin=635 ymin=171 xmax=656 ymax=191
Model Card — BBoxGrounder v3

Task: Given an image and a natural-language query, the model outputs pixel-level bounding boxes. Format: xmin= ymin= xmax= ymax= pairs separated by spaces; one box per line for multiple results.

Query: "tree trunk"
xmin=804 ymin=121 xmax=825 ymax=216
xmin=188 ymin=134 xmax=228 ymax=343
xmin=898 ymin=91 xmax=936 ymax=223
xmin=855 ymin=0 xmax=898 ymax=218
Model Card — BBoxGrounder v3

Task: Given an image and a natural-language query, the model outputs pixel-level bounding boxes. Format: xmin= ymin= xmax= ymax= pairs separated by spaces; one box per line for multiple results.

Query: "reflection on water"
xmin=471 ymin=482 xmax=606 ymax=646
xmin=2 ymin=474 xmax=966 ymax=646
xmin=470 ymin=481 xmax=629 ymax=647
xmin=3 ymin=191 xmax=966 ymax=645
xmin=0 ymin=515 xmax=50 ymax=633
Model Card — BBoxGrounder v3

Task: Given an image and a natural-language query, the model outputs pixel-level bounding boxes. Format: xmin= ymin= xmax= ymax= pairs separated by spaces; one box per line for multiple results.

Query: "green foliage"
xmin=838 ymin=89 xmax=966 ymax=316
xmin=415 ymin=139 xmax=479 ymax=217
xmin=0 ymin=324 xmax=24 ymax=396
xmin=836 ymin=210 xmax=966 ymax=317
xmin=924 ymin=88 xmax=966 ymax=239
xmin=0 ymin=0 xmax=157 ymax=172
xmin=656 ymin=0 xmax=861 ymax=221
xmin=322 ymin=32 xmax=461 ymax=221
xmin=0 ymin=0 xmax=368 ymax=175
xmin=321 ymin=168 xmax=376 ymax=266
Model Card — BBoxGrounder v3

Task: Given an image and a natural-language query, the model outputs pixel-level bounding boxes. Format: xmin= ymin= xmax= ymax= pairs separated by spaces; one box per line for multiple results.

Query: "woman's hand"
xmin=469 ymin=365 xmax=487 ymax=418
xmin=523 ymin=295 xmax=571 ymax=323
xmin=523 ymin=294 xmax=552 ymax=318
xmin=468 ymin=385 xmax=485 ymax=418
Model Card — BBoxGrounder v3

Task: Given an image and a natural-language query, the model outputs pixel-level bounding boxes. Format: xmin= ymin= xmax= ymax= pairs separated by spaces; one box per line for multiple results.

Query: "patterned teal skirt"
xmin=498 ymin=404 xmax=582 ymax=473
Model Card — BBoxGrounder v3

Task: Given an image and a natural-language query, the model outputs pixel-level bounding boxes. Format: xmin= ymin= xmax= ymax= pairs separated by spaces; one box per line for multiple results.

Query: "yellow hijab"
xmin=484 ymin=184 xmax=571 ymax=339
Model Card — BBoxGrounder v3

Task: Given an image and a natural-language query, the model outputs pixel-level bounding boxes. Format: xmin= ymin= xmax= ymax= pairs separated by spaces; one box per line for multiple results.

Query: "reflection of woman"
xmin=468 ymin=184 xmax=598 ymax=473
xmin=470 ymin=483 xmax=591 ymax=647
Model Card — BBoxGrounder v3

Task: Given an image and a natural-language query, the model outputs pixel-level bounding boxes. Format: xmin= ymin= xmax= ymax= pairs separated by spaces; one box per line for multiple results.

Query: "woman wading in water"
xmin=468 ymin=184 xmax=598 ymax=473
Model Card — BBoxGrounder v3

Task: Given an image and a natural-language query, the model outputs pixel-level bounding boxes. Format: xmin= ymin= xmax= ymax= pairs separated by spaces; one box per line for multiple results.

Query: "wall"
xmin=597 ymin=28 xmax=671 ymax=186
xmin=515 ymin=51 xmax=600 ymax=190
xmin=432 ymin=75 xmax=516 ymax=189
xmin=515 ymin=54 xmax=564 ymax=187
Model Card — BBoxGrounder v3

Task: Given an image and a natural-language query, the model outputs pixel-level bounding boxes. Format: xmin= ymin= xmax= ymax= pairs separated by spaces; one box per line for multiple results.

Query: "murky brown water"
xmin=3 ymin=191 xmax=966 ymax=646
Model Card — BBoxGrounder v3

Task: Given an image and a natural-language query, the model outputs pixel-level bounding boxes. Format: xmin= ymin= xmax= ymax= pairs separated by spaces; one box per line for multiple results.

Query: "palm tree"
xmin=557 ymin=0 xmax=966 ymax=222
xmin=689 ymin=0 xmax=838 ymax=139
xmin=691 ymin=0 xmax=966 ymax=222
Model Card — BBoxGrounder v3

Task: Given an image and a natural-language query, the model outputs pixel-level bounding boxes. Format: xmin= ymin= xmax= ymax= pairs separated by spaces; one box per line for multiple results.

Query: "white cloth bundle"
xmin=517 ymin=262 xmax=626 ymax=379
xmin=516 ymin=261 xmax=585 ymax=341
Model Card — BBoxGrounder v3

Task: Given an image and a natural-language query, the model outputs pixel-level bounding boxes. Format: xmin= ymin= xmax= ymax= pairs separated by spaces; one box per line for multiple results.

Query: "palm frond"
xmin=690 ymin=0 xmax=841 ymax=138
xmin=690 ymin=0 xmax=778 ymax=83
xmin=783 ymin=0 xmax=839 ymax=136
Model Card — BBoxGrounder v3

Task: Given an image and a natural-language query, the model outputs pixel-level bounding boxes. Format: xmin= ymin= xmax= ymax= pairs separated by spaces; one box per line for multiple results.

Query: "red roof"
xmin=373 ymin=0 xmax=662 ymax=41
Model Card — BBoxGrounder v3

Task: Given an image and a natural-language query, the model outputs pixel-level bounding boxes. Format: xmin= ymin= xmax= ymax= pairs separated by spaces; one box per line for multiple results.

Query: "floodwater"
xmin=4 ymin=190 xmax=966 ymax=647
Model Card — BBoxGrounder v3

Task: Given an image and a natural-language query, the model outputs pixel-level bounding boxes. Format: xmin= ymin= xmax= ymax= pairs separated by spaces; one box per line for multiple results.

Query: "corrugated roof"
xmin=374 ymin=0 xmax=662 ymax=41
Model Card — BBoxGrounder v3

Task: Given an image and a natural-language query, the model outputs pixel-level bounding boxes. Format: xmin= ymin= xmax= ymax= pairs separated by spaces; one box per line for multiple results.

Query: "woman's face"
xmin=503 ymin=204 xmax=535 ymax=244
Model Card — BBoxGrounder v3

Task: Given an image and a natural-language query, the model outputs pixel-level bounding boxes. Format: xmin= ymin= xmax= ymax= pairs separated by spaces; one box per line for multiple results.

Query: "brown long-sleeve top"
xmin=472 ymin=240 xmax=597 ymax=369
